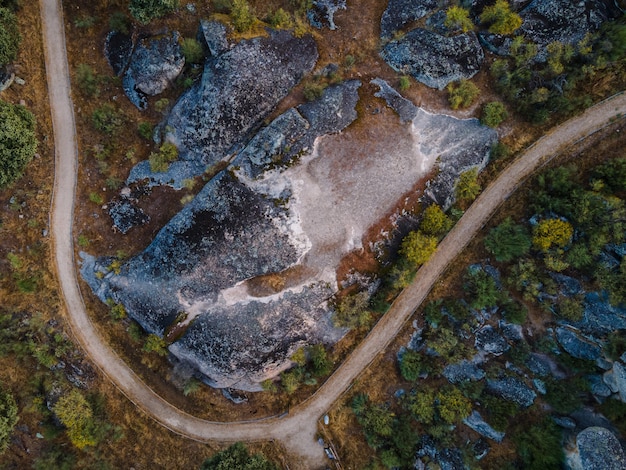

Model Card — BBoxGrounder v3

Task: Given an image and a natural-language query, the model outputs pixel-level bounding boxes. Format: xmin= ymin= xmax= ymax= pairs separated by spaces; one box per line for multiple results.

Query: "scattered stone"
xmin=571 ymin=427 xmax=626 ymax=470
xmin=487 ymin=377 xmax=536 ymax=408
xmin=555 ymin=326 xmax=602 ymax=360
xmin=443 ymin=360 xmax=485 ymax=384
xmin=499 ymin=320 xmax=524 ymax=341
xmin=550 ymin=273 xmax=583 ymax=297
xmin=604 ymin=369 xmax=619 ymax=394
xmin=123 ymin=31 xmax=185 ymax=109
xmin=381 ymin=29 xmax=484 ymax=90
xmin=13 ymin=77 xmax=24 ymax=86
xmin=463 ymin=410 xmax=505 ymax=443
xmin=611 ymin=362 xmax=626 ymax=402
xmin=579 ymin=292 xmax=626 ymax=337
xmin=473 ymin=438 xmax=490 ymax=460
xmin=0 ymin=67 xmax=15 ymax=92
xmin=475 ymin=325 xmax=509 ymax=356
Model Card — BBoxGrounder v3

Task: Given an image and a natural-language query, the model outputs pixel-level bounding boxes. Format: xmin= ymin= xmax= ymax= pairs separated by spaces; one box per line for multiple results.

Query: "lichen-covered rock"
xmin=107 ymin=197 xmax=150 ymax=234
xmin=197 ymin=20 xmax=229 ymax=57
xmin=569 ymin=427 xmax=626 ymax=470
xmin=475 ymin=325 xmax=509 ymax=356
xmin=463 ymin=410 xmax=505 ymax=443
xmin=588 ymin=374 xmax=613 ymax=399
xmin=130 ymin=30 xmax=318 ymax=187
xmin=308 ymin=0 xmax=346 ymax=30
xmin=380 ymin=0 xmax=439 ymax=39
xmin=611 ymin=362 xmax=626 ymax=402
xmin=486 ymin=377 xmax=536 ymax=407
xmin=380 ymin=29 xmax=484 ymax=90
xmin=0 ymin=66 xmax=15 ymax=92
xmin=555 ymin=326 xmax=602 ymax=360
xmin=372 ymin=78 xmax=497 ymax=209
xmin=578 ymin=292 xmax=626 ymax=337
xmin=443 ymin=360 xmax=485 ymax=384
xmin=104 ymin=31 xmax=134 ymax=76
xmin=123 ymin=32 xmax=185 ymax=109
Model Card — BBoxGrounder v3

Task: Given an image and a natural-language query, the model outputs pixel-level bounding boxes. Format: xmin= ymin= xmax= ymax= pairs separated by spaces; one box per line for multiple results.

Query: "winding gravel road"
xmin=41 ymin=0 xmax=626 ymax=466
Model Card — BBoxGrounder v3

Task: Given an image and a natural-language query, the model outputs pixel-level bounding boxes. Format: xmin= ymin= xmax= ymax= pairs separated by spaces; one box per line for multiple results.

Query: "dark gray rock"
xmin=221 ymin=388 xmax=248 ymax=404
xmin=123 ymin=32 xmax=185 ymax=109
xmin=380 ymin=0 xmax=439 ymax=39
xmin=372 ymin=78 xmax=497 ymax=209
xmin=499 ymin=320 xmax=524 ymax=341
xmin=573 ymin=427 xmax=626 ymax=470
xmin=588 ymin=374 xmax=612 ymax=399
xmin=0 ymin=66 xmax=15 ymax=92
xmin=555 ymin=326 xmax=602 ymax=360
xmin=487 ymin=377 xmax=536 ymax=407
xmin=553 ymin=415 xmax=576 ymax=429
xmin=463 ymin=410 xmax=505 ymax=442
xmin=108 ymin=197 xmax=150 ymax=234
xmin=526 ymin=352 xmax=560 ymax=377
xmin=104 ymin=31 xmax=134 ymax=76
xmin=473 ymin=438 xmax=490 ymax=460
xmin=197 ymin=20 xmax=229 ymax=57
xmin=578 ymin=292 xmax=626 ymax=337
xmin=550 ymin=273 xmax=583 ymax=297
xmin=475 ymin=325 xmax=509 ymax=356
xmin=612 ymin=362 xmax=626 ymax=402
xmin=533 ymin=378 xmax=546 ymax=395
xmin=308 ymin=0 xmax=346 ymax=30
xmin=381 ymin=29 xmax=484 ymax=90
xmin=443 ymin=360 xmax=485 ymax=384
xmin=130 ymin=30 xmax=318 ymax=186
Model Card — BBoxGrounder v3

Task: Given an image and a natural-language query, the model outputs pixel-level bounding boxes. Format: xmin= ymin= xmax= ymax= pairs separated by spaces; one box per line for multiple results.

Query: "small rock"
xmin=475 ymin=325 xmax=509 ymax=356
xmin=463 ymin=410 xmax=505 ymax=443
xmin=14 ymin=77 xmax=25 ymax=86
xmin=487 ymin=377 xmax=536 ymax=408
xmin=588 ymin=374 xmax=612 ymax=399
xmin=533 ymin=378 xmax=546 ymax=395
xmin=555 ymin=327 xmax=602 ymax=360
xmin=553 ymin=416 xmax=576 ymax=429
xmin=443 ymin=360 xmax=485 ymax=384
xmin=473 ymin=438 xmax=490 ymax=460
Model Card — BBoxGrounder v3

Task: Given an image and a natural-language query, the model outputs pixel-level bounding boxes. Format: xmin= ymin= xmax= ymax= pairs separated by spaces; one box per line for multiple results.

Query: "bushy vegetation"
xmin=91 ymin=104 xmax=123 ymax=135
xmin=481 ymin=101 xmax=508 ymax=127
xmin=149 ymin=141 xmax=179 ymax=172
xmin=400 ymin=230 xmax=438 ymax=266
xmin=129 ymin=0 xmax=178 ymax=24
xmin=446 ymin=79 xmax=480 ymax=110
xmin=484 ymin=217 xmax=531 ymax=262
xmin=201 ymin=442 xmax=277 ymax=470
xmin=0 ymin=7 xmax=19 ymax=66
xmin=230 ymin=0 xmax=256 ymax=32
xmin=444 ymin=6 xmax=473 ymax=33
xmin=0 ymin=100 xmax=37 ymax=188
xmin=0 ymin=387 xmax=18 ymax=454
xmin=479 ymin=0 xmax=522 ymax=35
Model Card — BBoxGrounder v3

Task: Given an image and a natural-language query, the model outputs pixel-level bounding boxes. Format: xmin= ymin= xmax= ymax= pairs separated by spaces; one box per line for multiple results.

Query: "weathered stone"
xmin=475 ymin=325 xmax=509 ymax=356
xmin=104 ymin=31 xmax=134 ymax=76
xmin=588 ymin=374 xmax=613 ymax=399
xmin=443 ymin=360 xmax=485 ymax=384
xmin=555 ymin=326 xmax=602 ymax=360
xmin=381 ymin=29 xmax=484 ymax=90
xmin=221 ymin=388 xmax=248 ymax=404
xmin=380 ymin=0 xmax=439 ymax=39
xmin=550 ymin=272 xmax=583 ymax=297
xmin=578 ymin=292 xmax=626 ymax=337
xmin=487 ymin=377 xmax=536 ymax=408
xmin=473 ymin=438 xmax=490 ymax=460
xmin=197 ymin=19 xmax=229 ymax=57
xmin=612 ymin=362 xmax=626 ymax=402
xmin=499 ymin=320 xmax=524 ymax=341
xmin=129 ymin=30 xmax=318 ymax=186
xmin=533 ymin=378 xmax=546 ymax=395
xmin=108 ymin=197 xmax=150 ymax=234
xmin=123 ymin=32 xmax=185 ymax=109
xmin=0 ymin=67 xmax=15 ymax=92
xmin=553 ymin=415 xmax=576 ymax=429
xmin=463 ymin=410 xmax=505 ymax=443
xmin=571 ymin=427 xmax=626 ymax=470
xmin=308 ymin=0 xmax=346 ymax=30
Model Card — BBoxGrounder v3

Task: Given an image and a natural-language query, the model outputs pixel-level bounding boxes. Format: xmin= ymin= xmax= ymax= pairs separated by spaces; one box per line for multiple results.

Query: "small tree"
xmin=444 ymin=6 xmax=473 ymax=32
xmin=455 ymin=168 xmax=481 ymax=202
xmin=0 ymin=100 xmax=37 ymax=188
xmin=149 ymin=142 xmax=179 ymax=173
xmin=405 ymin=388 xmax=435 ymax=424
xmin=464 ymin=268 xmax=500 ymax=310
xmin=333 ymin=291 xmax=371 ymax=328
xmin=201 ymin=442 xmax=278 ymax=470
xmin=400 ymin=230 xmax=438 ymax=266
xmin=481 ymin=101 xmax=508 ymax=127
xmin=181 ymin=38 xmax=204 ymax=64
xmin=129 ymin=0 xmax=178 ymax=24
xmin=437 ymin=386 xmax=471 ymax=424
xmin=484 ymin=217 xmax=531 ymax=262
xmin=231 ymin=0 xmax=255 ymax=32
xmin=92 ymin=104 xmax=123 ymax=134
xmin=53 ymin=389 xmax=97 ymax=449
xmin=0 ymin=387 xmax=18 ymax=454
xmin=76 ymin=63 xmax=99 ymax=97
xmin=447 ymin=79 xmax=480 ymax=110
xmin=0 ymin=7 xmax=19 ymax=66
xmin=532 ymin=218 xmax=573 ymax=252
xmin=399 ymin=349 xmax=426 ymax=382
xmin=480 ymin=0 xmax=522 ymax=35
xmin=143 ymin=334 xmax=167 ymax=356
xmin=420 ymin=204 xmax=452 ymax=237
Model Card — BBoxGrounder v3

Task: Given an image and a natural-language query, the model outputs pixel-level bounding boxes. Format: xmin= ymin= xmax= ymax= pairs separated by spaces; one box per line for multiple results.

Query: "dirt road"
xmin=41 ymin=0 xmax=626 ymax=465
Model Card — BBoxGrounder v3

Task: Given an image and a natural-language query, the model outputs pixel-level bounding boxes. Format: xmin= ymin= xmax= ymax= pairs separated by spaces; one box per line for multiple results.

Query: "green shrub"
xmin=129 ymin=0 xmax=178 ymax=24
xmin=333 ymin=291 xmax=371 ymax=328
xmin=481 ymin=101 xmax=508 ymax=127
xmin=420 ymin=204 xmax=452 ymax=237
xmin=0 ymin=7 xmax=19 ymax=66
xmin=484 ymin=217 xmax=531 ymax=262
xmin=444 ymin=6 xmax=473 ymax=32
xmin=92 ymin=104 xmax=123 ymax=135
xmin=399 ymin=349 xmax=427 ymax=381
xmin=201 ymin=442 xmax=277 ymax=470
xmin=400 ymin=230 xmax=438 ymax=266
xmin=268 ymin=8 xmax=293 ymax=28
xmin=303 ymin=82 xmax=326 ymax=101
xmin=76 ymin=63 xmax=99 ymax=97
xmin=53 ymin=389 xmax=97 ymax=449
xmin=398 ymin=75 xmax=410 ymax=91
xmin=181 ymin=38 xmax=204 ymax=64
xmin=149 ymin=142 xmax=178 ymax=173
xmin=73 ymin=16 xmax=96 ymax=28
xmin=137 ymin=121 xmax=154 ymax=140
xmin=501 ymin=298 xmax=527 ymax=324
xmin=606 ymin=331 xmax=626 ymax=360
xmin=490 ymin=141 xmax=510 ymax=160
xmin=447 ymin=79 xmax=480 ymax=109
xmin=436 ymin=386 xmax=471 ymax=424
xmin=0 ymin=386 xmax=18 ymax=454
xmin=308 ymin=344 xmax=332 ymax=376
xmin=89 ymin=192 xmax=103 ymax=204
xmin=514 ymin=419 xmax=564 ymax=469
xmin=480 ymin=0 xmax=522 ymax=35
xmin=143 ymin=334 xmax=167 ymax=356
xmin=109 ymin=11 xmax=130 ymax=34
xmin=230 ymin=0 xmax=255 ymax=32
xmin=280 ymin=367 xmax=303 ymax=394
xmin=455 ymin=168 xmax=481 ymax=202
xmin=599 ymin=398 xmax=626 ymax=435
xmin=556 ymin=296 xmax=584 ymax=322
xmin=0 ymin=100 xmax=36 ymax=188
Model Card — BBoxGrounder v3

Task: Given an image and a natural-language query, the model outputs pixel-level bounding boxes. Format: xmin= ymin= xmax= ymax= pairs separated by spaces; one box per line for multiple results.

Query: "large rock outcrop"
xmin=381 ymin=29 xmax=484 ymax=90
xmin=128 ymin=29 xmax=318 ymax=187
xmin=568 ymin=427 xmax=626 ymax=470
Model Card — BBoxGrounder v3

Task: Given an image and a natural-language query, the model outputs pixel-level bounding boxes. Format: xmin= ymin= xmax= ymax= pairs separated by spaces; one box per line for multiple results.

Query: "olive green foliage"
xmin=333 ymin=291 xmax=371 ymax=328
xmin=53 ymin=389 xmax=97 ymax=449
xmin=556 ymin=296 xmax=583 ymax=322
xmin=400 ymin=230 xmax=438 ymax=266
xmin=308 ymin=343 xmax=332 ymax=376
xmin=143 ymin=334 xmax=167 ymax=356
xmin=480 ymin=0 xmax=522 ymax=35
xmin=501 ymin=298 xmax=527 ymax=324
xmin=420 ymin=204 xmax=452 ymax=237
xmin=490 ymin=141 xmax=510 ymax=160
xmin=484 ymin=217 xmax=531 ymax=262
xmin=455 ymin=168 xmax=481 ymax=202
xmin=427 ymin=327 xmax=460 ymax=360
xmin=592 ymin=158 xmax=626 ymax=193
xmin=0 ymin=7 xmax=19 ymax=66
xmin=398 ymin=75 xmax=410 ymax=91
xmin=398 ymin=349 xmax=427 ymax=381
xmin=201 ymin=442 xmax=277 ymax=470
xmin=606 ymin=331 xmax=626 ymax=361
xmin=463 ymin=267 xmax=501 ymax=310
xmin=599 ymin=398 xmax=626 ymax=435
xmin=230 ymin=0 xmax=256 ymax=32
xmin=404 ymin=388 xmax=435 ymax=424
xmin=352 ymin=394 xmax=394 ymax=449
xmin=92 ymin=104 xmax=123 ymax=134
xmin=481 ymin=394 xmax=519 ymax=431
xmin=129 ymin=0 xmax=178 ymax=24
xmin=446 ymin=79 xmax=480 ymax=109
xmin=545 ymin=377 xmax=588 ymax=414
xmin=532 ymin=218 xmax=573 ymax=252
xmin=267 ymin=8 xmax=293 ymax=29
xmin=109 ymin=11 xmax=130 ymax=34
xmin=444 ymin=6 xmax=473 ymax=32
xmin=149 ymin=142 xmax=178 ymax=173
xmin=303 ymin=82 xmax=326 ymax=101
xmin=481 ymin=101 xmax=508 ymax=127
xmin=0 ymin=386 xmax=18 ymax=454
xmin=181 ymin=38 xmax=204 ymax=64
xmin=546 ymin=41 xmax=575 ymax=76
xmin=0 ymin=100 xmax=36 ymax=188
xmin=436 ymin=386 xmax=471 ymax=424
xmin=76 ymin=63 xmax=99 ymax=97
xmin=137 ymin=121 xmax=154 ymax=140
xmin=513 ymin=419 xmax=564 ymax=469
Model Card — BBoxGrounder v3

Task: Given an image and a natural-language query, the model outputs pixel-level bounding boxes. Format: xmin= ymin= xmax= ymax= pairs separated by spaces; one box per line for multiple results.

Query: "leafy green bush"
xmin=420 ymin=204 xmax=452 ymax=237
xmin=333 ymin=291 xmax=371 ymax=328
xmin=143 ymin=334 xmax=167 ymax=356
xmin=109 ymin=11 xmax=130 ymax=34
xmin=129 ymin=0 xmax=178 ymax=24
xmin=501 ymin=298 xmax=527 ymax=324
xmin=230 ymin=0 xmax=255 ymax=32
xmin=73 ymin=16 xmax=96 ymax=28
xmin=137 ymin=121 xmax=154 ymax=140
xmin=398 ymin=75 xmax=410 ymax=91
xmin=444 ymin=6 xmax=473 ymax=32
xmin=399 ymin=349 xmax=427 ymax=381
xmin=446 ymin=79 xmax=480 ymax=109
xmin=400 ymin=230 xmax=438 ymax=266
xmin=514 ymin=419 xmax=564 ymax=469
xmin=532 ymin=218 xmax=573 ymax=252
xmin=480 ymin=0 xmax=522 ymax=35
xmin=0 ymin=386 xmax=17 ymax=454
xmin=267 ymin=8 xmax=293 ymax=29
xmin=92 ymin=104 xmax=123 ymax=135
xmin=481 ymin=101 xmax=508 ymax=127
xmin=0 ymin=7 xmax=20 ymax=66
xmin=303 ymin=82 xmax=326 ymax=101
xmin=76 ymin=63 xmax=99 ymax=97
xmin=606 ymin=330 xmax=626 ymax=360
xmin=484 ymin=217 xmax=531 ymax=262
xmin=464 ymin=268 xmax=500 ymax=310
xmin=149 ymin=142 xmax=178 ymax=173
xmin=455 ymin=168 xmax=481 ymax=202
xmin=308 ymin=344 xmax=332 ymax=377
xmin=436 ymin=386 xmax=471 ymax=424
xmin=0 ymin=100 xmax=36 ymax=188
xmin=201 ymin=442 xmax=277 ymax=470
xmin=53 ymin=389 xmax=97 ymax=449
xmin=181 ymin=38 xmax=204 ymax=64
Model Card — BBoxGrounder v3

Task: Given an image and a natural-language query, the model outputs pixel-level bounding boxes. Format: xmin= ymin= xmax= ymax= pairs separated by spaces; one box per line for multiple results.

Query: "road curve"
xmin=41 ymin=0 xmax=626 ymax=465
